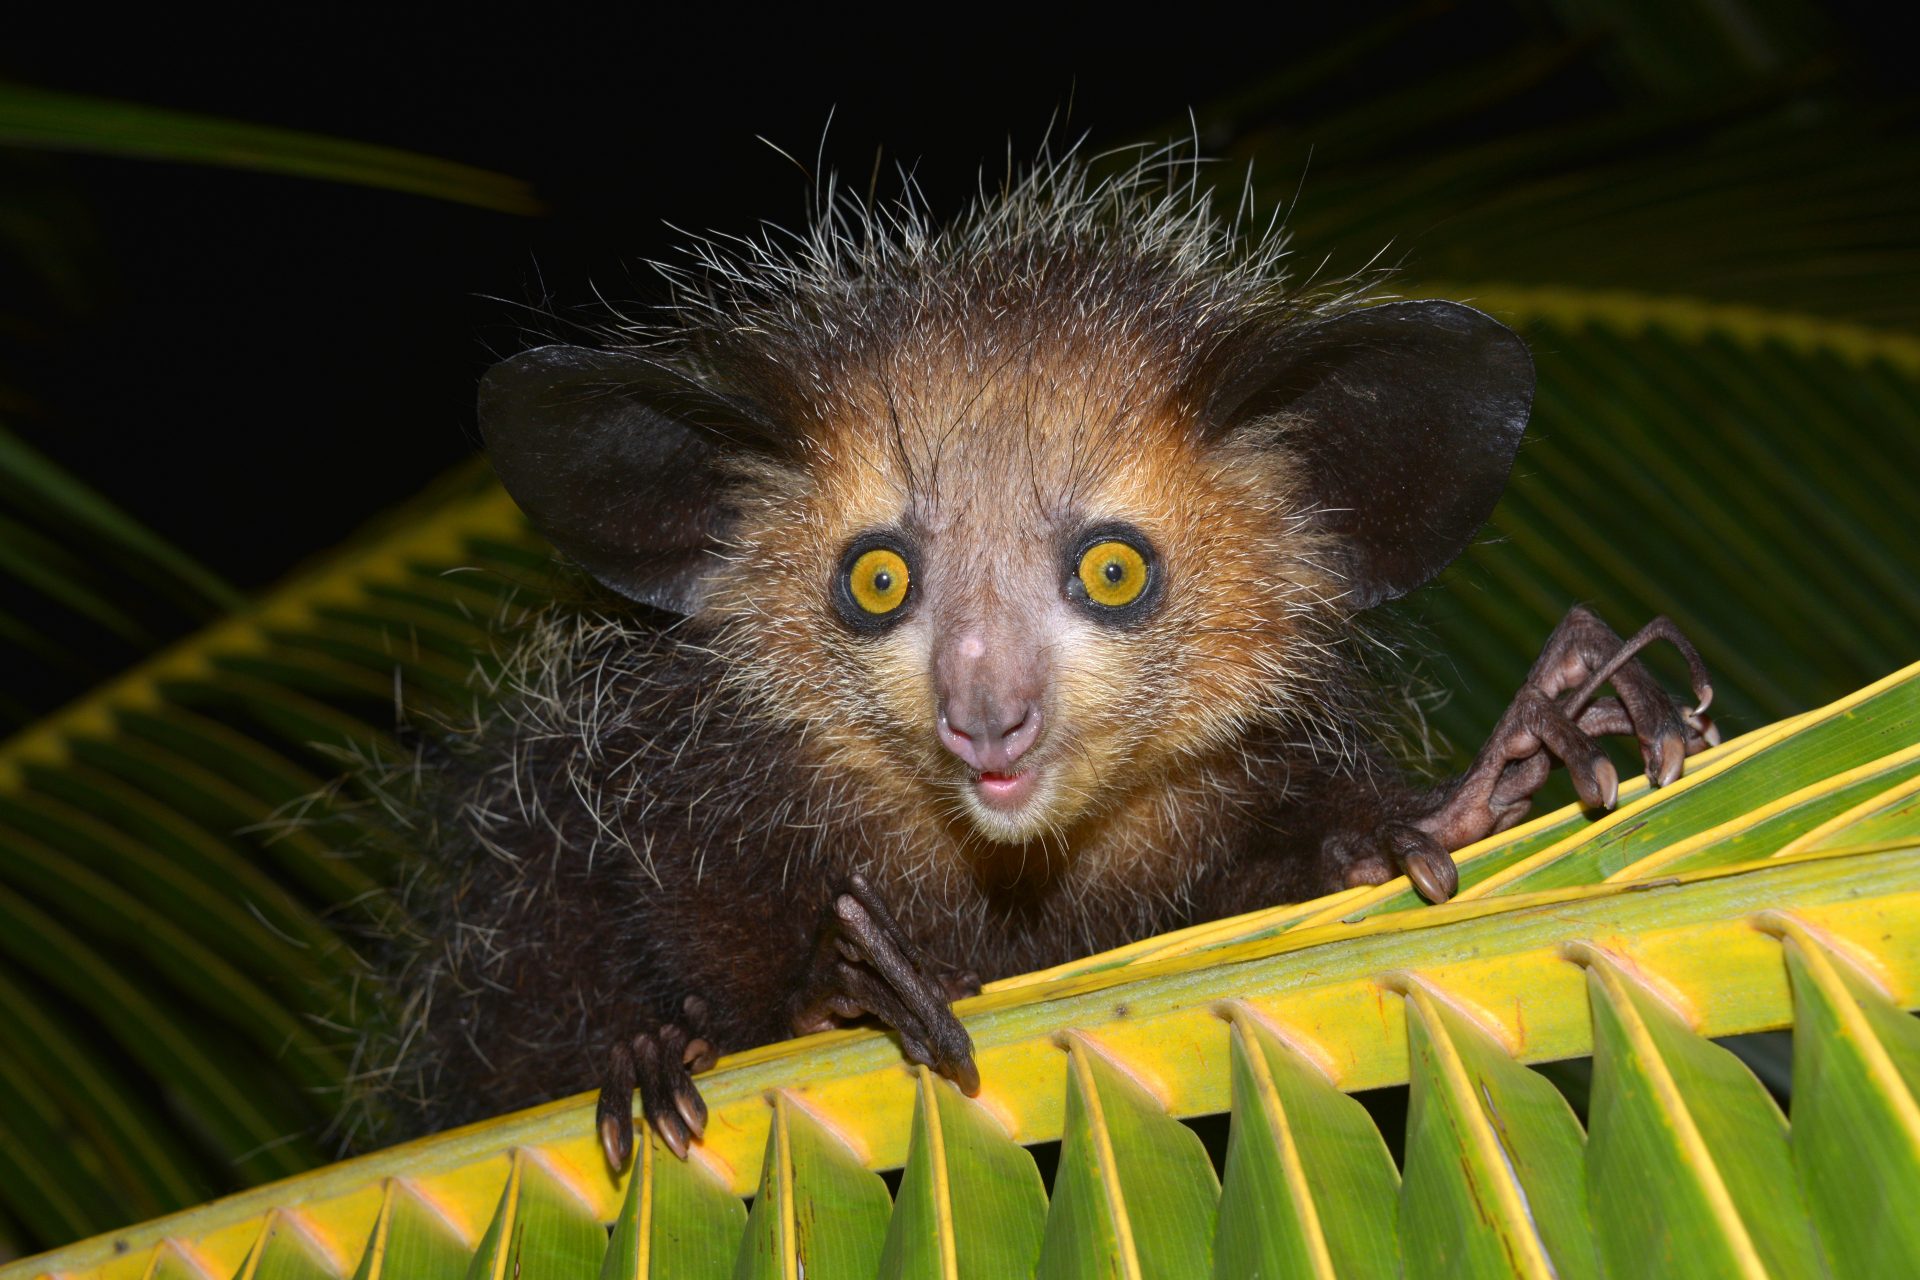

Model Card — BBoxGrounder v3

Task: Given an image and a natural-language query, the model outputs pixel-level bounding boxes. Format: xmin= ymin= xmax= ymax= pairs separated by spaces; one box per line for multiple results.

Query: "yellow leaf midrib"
xmin=1069 ymin=1042 xmax=1143 ymax=1280
xmin=1403 ymin=985 xmax=1558 ymax=1280
xmin=1232 ymin=1017 xmax=1339 ymax=1279
xmin=1583 ymin=955 xmax=1770 ymax=1280
xmin=1771 ymin=918 xmax=1920 ymax=1159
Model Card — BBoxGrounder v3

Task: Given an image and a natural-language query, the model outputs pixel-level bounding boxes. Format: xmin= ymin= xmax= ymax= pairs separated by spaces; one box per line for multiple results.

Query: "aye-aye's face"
xmin=703 ymin=343 xmax=1335 ymax=847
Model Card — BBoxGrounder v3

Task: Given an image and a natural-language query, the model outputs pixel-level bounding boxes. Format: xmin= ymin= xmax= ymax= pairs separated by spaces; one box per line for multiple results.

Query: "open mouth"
xmin=972 ymin=767 xmax=1039 ymax=811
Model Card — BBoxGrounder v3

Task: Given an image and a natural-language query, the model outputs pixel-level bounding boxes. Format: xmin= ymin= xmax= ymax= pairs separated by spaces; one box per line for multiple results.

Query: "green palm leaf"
xmin=0 ymin=82 xmax=539 ymax=214
xmin=9 ymin=662 xmax=1917 ymax=1277
xmin=0 ymin=470 xmax=548 ymax=1241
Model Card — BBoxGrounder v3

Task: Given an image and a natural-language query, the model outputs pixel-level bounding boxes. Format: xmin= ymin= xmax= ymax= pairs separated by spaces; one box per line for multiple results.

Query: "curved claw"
xmin=946 ymin=1053 xmax=982 ymax=1096
xmin=1332 ymin=823 xmax=1459 ymax=903
xmin=1393 ymin=823 xmax=1458 ymax=904
xmin=673 ymin=1075 xmax=708 ymax=1140
xmin=1685 ymin=707 xmax=1721 ymax=747
xmin=596 ymin=1017 xmax=719 ymax=1169
xmin=652 ymin=1109 xmax=692 ymax=1161
xmin=1420 ymin=607 xmax=1717 ymax=862
xmin=1590 ymin=755 xmax=1620 ymax=810
xmin=921 ymin=1016 xmax=981 ymax=1095
xmin=597 ymin=1037 xmax=637 ymax=1170
xmin=1650 ymin=731 xmax=1687 ymax=788
xmin=598 ymin=1095 xmax=634 ymax=1172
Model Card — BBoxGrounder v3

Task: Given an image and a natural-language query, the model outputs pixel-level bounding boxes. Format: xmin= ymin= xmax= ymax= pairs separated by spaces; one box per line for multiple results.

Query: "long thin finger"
xmin=843 ymin=873 xmax=936 ymax=969
xmin=1576 ymin=697 xmax=1632 ymax=738
xmin=832 ymin=895 xmax=929 ymax=1000
xmin=1520 ymin=693 xmax=1618 ymax=810
xmin=597 ymin=1039 xmax=637 ymax=1172
xmin=1566 ymin=616 xmax=1712 ymax=718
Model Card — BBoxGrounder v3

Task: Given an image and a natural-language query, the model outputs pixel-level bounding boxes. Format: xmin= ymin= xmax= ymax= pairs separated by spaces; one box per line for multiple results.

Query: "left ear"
xmin=1211 ymin=300 xmax=1533 ymax=608
xmin=478 ymin=345 xmax=765 ymax=615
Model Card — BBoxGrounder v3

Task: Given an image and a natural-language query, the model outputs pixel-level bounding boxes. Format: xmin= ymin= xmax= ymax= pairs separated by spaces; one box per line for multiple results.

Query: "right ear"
xmin=1206 ymin=301 xmax=1532 ymax=609
xmin=478 ymin=345 xmax=755 ymax=615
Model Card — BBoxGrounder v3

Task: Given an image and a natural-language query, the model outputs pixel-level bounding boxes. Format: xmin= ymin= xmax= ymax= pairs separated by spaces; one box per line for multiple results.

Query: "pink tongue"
xmin=979 ymin=771 xmax=1013 ymax=782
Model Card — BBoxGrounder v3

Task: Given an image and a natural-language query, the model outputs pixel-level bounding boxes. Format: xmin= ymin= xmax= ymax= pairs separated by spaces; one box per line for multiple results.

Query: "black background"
xmin=2 ymin=6 xmax=1585 ymax=590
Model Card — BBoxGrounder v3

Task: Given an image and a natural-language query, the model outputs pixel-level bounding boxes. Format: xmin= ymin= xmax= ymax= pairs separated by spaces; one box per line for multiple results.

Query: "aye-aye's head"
xmin=480 ymin=157 xmax=1532 ymax=847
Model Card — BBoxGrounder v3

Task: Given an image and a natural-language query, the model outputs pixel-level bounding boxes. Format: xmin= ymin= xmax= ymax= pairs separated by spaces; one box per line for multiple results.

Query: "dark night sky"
xmin=4 ymin=9 xmax=1451 ymax=591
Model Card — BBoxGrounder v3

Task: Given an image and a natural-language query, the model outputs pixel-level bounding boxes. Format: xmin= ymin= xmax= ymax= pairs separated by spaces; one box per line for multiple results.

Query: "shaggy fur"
xmin=365 ymin=148 xmax=1453 ymax=1141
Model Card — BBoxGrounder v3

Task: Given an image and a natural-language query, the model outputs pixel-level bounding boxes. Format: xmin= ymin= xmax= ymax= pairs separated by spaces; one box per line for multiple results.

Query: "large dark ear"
xmin=1213 ymin=300 xmax=1532 ymax=609
xmin=478 ymin=345 xmax=756 ymax=614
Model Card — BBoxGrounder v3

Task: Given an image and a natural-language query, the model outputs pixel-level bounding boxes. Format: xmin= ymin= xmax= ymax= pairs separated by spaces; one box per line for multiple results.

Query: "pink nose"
xmin=938 ymin=700 xmax=1042 ymax=772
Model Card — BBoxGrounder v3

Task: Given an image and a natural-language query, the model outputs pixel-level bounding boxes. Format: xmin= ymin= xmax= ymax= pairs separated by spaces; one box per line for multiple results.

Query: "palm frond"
xmin=9 ymin=663 xmax=1917 ymax=1278
xmin=0 ymin=467 xmax=547 ymax=1235
xmin=0 ymin=82 xmax=540 ymax=214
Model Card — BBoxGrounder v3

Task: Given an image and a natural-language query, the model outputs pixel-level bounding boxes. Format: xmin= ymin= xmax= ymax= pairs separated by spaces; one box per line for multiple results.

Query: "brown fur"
xmin=363 ymin=151 xmax=1504 ymax=1144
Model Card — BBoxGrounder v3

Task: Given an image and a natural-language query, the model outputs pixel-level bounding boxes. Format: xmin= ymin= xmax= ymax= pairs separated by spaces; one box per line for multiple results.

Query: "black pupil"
xmin=1103 ymin=559 xmax=1125 ymax=584
xmin=872 ymin=569 xmax=893 ymax=594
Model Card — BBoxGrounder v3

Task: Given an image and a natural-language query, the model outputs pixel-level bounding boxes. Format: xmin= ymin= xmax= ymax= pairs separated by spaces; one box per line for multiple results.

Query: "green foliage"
xmin=1034 ymin=1040 xmax=1219 ymax=1278
xmin=877 ymin=1066 xmax=1046 ymax=1279
xmin=12 ymin=663 xmax=1918 ymax=1276
xmin=1400 ymin=987 xmax=1599 ymax=1278
xmin=1214 ymin=1018 xmax=1399 ymax=1279
xmin=1783 ymin=925 xmax=1920 ymax=1277
xmin=1585 ymin=957 xmax=1823 ymax=1278
xmin=464 ymin=1153 xmax=608 ymax=1280
xmin=600 ymin=1136 xmax=744 ymax=1280
xmin=735 ymin=1098 xmax=892 ymax=1280
xmin=350 ymin=1183 xmax=467 ymax=1280
xmin=0 ymin=82 xmax=539 ymax=213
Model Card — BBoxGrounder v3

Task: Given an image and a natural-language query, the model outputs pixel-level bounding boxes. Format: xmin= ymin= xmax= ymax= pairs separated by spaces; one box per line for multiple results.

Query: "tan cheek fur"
xmin=701 ymin=449 xmax=934 ymax=792
xmin=1042 ymin=424 xmax=1338 ymax=802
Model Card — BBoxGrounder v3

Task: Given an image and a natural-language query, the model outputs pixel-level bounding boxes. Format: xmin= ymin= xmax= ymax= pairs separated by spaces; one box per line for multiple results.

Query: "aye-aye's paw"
xmin=788 ymin=873 xmax=980 ymax=1096
xmin=596 ymin=996 xmax=720 ymax=1168
xmin=1325 ymin=821 xmax=1460 ymax=904
xmin=1413 ymin=606 xmax=1716 ymax=895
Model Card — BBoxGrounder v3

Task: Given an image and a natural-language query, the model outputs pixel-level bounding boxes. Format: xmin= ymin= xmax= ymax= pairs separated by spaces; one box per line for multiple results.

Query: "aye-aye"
xmin=387 ymin=153 xmax=1715 ymax=1169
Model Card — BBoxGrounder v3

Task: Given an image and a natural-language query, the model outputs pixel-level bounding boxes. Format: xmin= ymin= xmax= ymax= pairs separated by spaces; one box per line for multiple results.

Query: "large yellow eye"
xmin=848 ymin=547 xmax=910 ymax=615
xmin=1077 ymin=540 xmax=1149 ymax=608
